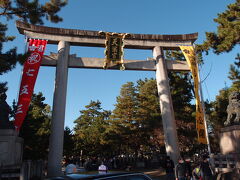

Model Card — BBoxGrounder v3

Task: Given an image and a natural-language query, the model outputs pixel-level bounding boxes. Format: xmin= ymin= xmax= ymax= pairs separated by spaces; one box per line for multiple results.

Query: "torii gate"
xmin=16 ymin=20 xmax=198 ymax=177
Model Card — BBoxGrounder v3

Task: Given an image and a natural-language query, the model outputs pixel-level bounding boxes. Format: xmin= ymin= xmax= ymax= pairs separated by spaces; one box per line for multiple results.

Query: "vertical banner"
xmin=14 ymin=39 xmax=47 ymax=131
xmin=179 ymin=46 xmax=207 ymax=144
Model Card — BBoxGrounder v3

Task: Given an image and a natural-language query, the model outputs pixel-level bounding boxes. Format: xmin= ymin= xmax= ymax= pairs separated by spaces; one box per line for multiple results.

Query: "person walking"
xmin=192 ymin=164 xmax=201 ymax=180
xmin=175 ymin=157 xmax=187 ymax=180
xmin=65 ymin=159 xmax=77 ymax=174
xmin=185 ymin=157 xmax=192 ymax=180
xmin=98 ymin=161 xmax=108 ymax=174
xmin=200 ymin=156 xmax=213 ymax=180
xmin=164 ymin=156 xmax=175 ymax=180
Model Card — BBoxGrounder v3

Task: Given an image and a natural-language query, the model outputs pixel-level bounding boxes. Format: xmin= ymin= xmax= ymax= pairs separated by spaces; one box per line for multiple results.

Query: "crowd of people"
xmin=62 ymin=155 xmax=162 ymax=172
xmin=165 ymin=155 xmax=214 ymax=180
xmin=62 ymin=154 xmax=215 ymax=180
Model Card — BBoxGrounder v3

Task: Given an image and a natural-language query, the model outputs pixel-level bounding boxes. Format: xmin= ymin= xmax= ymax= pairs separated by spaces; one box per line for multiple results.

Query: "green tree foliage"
xmin=63 ymin=126 xmax=75 ymax=158
xmin=0 ymin=0 xmax=67 ymax=92
xmin=0 ymin=22 xmax=16 ymax=75
xmin=207 ymin=88 xmax=230 ymax=153
xmin=73 ymin=73 xmax=199 ymax=157
xmin=15 ymin=92 xmax=75 ymax=160
xmin=0 ymin=0 xmax=67 ymax=24
xmin=0 ymin=81 xmax=8 ymax=94
xmin=74 ymin=100 xmax=111 ymax=157
xmin=19 ymin=92 xmax=51 ymax=160
xmin=209 ymin=89 xmax=229 ymax=131
xmin=110 ymin=72 xmax=197 ymax=156
xmin=110 ymin=82 xmax=141 ymax=155
xmin=228 ymin=54 xmax=240 ymax=91
xmin=198 ymin=0 xmax=240 ymax=54
xmin=136 ymin=79 xmax=163 ymax=153
xmin=197 ymin=0 xmax=240 ymax=93
xmin=168 ymin=72 xmax=198 ymax=153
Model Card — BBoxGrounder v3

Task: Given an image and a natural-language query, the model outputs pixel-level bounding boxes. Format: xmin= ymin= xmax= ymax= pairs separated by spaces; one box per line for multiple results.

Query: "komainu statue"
xmin=0 ymin=92 xmax=15 ymax=129
xmin=224 ymin=91 xmax=240 ymax=126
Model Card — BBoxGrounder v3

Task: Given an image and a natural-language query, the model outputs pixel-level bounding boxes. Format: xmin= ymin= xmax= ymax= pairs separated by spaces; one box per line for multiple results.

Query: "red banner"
xmin=14 ymin=39 xmax=47 ymax=131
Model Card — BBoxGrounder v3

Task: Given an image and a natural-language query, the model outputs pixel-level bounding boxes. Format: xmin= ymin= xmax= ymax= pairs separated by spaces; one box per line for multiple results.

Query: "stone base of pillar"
xmin=219 ymin=125 xmax=240 ymax=154
xmin=0 ymin=129 xmax=23 ymax=167
xmin=215 ymin=125 xmax=240 ymax=178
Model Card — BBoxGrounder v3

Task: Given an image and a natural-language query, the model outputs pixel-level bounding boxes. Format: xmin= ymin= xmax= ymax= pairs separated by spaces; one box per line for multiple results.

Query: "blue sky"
xmin=1 ymin=0 xmax=237 ymax=129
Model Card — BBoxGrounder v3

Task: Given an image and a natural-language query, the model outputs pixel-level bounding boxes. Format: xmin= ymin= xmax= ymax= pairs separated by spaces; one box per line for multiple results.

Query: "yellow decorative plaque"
xmin=99 ymin=31 xmax=129 ymax=70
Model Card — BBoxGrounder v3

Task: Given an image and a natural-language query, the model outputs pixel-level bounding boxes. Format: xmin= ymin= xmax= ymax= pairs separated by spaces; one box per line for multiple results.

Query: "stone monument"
xmin=224 ymin=91 xmax=240 ymax=126
xmin=0 ymin=92 xmax=23 ymax=168
xmin=220 ymin=92 xmax=240 ymax=154
xmin=218 ymin=91 xmax=240 ymax=178
xmin=0 ymin=92 xmax=15 ymax=130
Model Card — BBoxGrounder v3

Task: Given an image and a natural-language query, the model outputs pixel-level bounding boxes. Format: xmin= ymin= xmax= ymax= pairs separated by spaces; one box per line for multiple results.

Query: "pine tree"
xmin=0 ymin=22 xmax=16 ymax=75
xmin=228 ymin=54 xmax=240 ymax=91
xmin=19 ymin=92 xmax=51 ymax=160
xmin=111 ymin=82 xmax=142 ymax=155
xmin=0 ymin=0 xmax=67 ymax=92
xmin=63 ymin=127 xmax=75 ymax=158
xmin=136 ymin=78 xmax=164 ymax=153
xmin=74 ymin=100 xmax=111 ymax=157
xmin=197 ymin=0 xmax=240 ymax=54
xmin=0 ymin=82 xmax=8 ymax=94
xmin=196 ymin=0 xmax=240 ymax=92
xmin=0 ymin=0 xmax=67 ymax=24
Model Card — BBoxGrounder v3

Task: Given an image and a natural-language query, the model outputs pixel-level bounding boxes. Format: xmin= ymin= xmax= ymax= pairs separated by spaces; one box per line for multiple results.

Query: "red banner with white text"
xmin=14 ymin=39 xmax=47 ymax=131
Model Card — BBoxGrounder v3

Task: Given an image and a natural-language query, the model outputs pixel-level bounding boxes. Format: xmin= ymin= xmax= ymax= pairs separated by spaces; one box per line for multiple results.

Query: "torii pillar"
xmin=153 ymin=46 xmax=180 ymax=164
xmin=47 ymin=41 xmax=70 ymax=177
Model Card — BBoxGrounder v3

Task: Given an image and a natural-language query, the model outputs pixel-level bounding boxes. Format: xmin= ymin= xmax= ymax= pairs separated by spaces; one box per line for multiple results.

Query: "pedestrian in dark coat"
xmin=185 ymin=157 xmax=192 ymax=180
xmin=164 ymin=156 xmax=175 ymax=180
xmin=175 ymin=157 xmax=187 ymax=180
xmin=200 ymin=156 xmax=213 ymax=180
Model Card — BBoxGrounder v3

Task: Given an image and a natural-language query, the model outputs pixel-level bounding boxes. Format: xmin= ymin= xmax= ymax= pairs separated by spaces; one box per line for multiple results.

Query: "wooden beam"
xmin=16 ymin=20 xmax=198 ymax=42
xmin=42 ymin=53 xmax=190 ymax=71
xmin=16 ymin=21 xmax=197 ymax=50
xmin=24 ymin=31 xmax=193 ymax=50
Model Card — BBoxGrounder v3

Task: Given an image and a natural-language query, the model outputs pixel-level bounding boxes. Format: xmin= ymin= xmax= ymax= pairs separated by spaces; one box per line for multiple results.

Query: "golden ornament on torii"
xmin=99 ymin=31 xmax=130 ymax=70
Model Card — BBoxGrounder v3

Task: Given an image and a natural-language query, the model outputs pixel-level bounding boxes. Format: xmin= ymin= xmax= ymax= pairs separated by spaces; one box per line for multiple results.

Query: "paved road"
xmin=142 ymin=168 xmax=166 ymax=180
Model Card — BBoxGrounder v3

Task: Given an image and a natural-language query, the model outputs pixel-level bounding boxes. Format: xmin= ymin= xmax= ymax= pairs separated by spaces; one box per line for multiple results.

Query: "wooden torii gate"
xmin=16 ymin=20 xmax=198 ymax=177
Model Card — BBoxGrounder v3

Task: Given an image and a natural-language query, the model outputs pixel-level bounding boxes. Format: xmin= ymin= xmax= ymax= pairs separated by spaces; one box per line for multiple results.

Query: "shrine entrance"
xmin=16 ymin=20 xmax=197 ymax=177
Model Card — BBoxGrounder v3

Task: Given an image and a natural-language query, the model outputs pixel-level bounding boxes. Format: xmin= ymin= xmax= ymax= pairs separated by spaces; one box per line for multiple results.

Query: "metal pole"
xmin=193 ymin=44 xmax=211 ymax=155
xmin=199 ymin=74 xmax=211 ymax=155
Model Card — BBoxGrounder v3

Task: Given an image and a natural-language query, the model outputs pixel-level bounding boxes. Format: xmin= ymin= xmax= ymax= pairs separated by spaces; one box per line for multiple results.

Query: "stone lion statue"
xmin=224 ymin=91 xmax=240 ymax=126
xmin=0 ymin=92 xmax=15 ymax=129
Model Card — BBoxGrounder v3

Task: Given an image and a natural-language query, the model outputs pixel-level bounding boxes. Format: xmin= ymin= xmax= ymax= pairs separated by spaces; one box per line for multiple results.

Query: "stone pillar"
xmin=0 ymin=129 xmax=23 ymax=167
xmin=220 ymin=125 xmax=240 ymax=155
xmin=47 ymin=41 xmax=69 ymax=177
xmin=153 ymin=46 xmax=180 ymax=164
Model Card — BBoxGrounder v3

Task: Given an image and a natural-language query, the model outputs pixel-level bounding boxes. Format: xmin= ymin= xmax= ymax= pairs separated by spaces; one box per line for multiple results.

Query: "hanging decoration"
xmin=179 ymin=45 xmax=207 ymax=144
xmin=14 ymin=39 xmax=47 ymax=131
xmin=99 ymin=31 xmax=129 ymax=70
